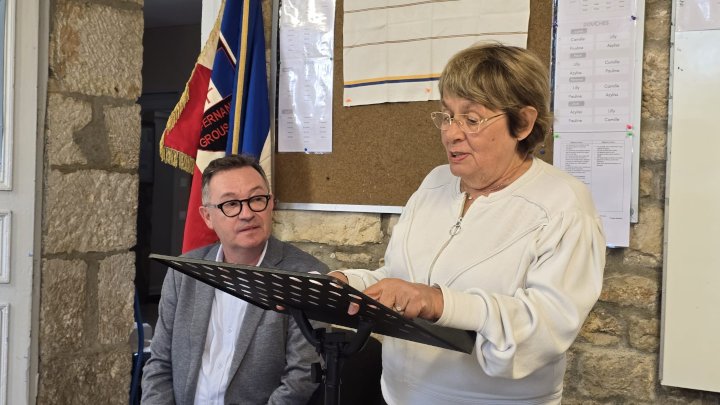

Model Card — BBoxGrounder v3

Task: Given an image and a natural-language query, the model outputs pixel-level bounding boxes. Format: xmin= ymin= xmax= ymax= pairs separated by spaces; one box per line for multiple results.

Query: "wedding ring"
xmin=393 ymin=304 xmax=405 ymax=314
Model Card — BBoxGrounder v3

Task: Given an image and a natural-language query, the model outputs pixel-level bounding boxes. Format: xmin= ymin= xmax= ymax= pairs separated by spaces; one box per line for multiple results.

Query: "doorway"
xmin=137 ymin=2 xmax=200 ymax=328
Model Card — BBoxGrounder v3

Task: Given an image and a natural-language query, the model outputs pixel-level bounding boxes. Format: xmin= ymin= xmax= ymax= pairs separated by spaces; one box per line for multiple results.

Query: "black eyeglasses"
xmin=205 ymin=194 xmax=272 ymax=217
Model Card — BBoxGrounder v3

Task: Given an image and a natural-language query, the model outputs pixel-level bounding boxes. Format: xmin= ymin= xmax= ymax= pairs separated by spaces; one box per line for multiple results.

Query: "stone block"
xmin=98 ymin=253 xmax=135 ymax=345
xmin=599 ymin=273 xmax=659 ymax=311
xmin=385 ymin=214 xmax=400 ymax=237
xmin=564 ymin=346 xmax=579 ymax=387
xmin=657 ymin=386 xmax=706 ymax=404
xmin=628 ymin=314 xmax=659 ymax=352
xmin=262 ymin=0 xmax=272 ymax=46
xmin=638 ymin=167 xmax=652 ymax=198
xmin=641 ymin=46 xmax=670 ymax=120
xmin=577 ymin=349 xmax=656 ymax=401
xmin=273 ymin=210 xmax=382 ymax=246
xmin=639 ymin=120 xmax=667 ymax=162
xmin=49 ymin=2 xmax=142 ymax=98
xmin=578 ymin=307 xmax=622 ymax=346
xmin=284 ymin=242 xmax=339 ymax=270
xmin=44 ymin=170 xmax=138 ymax=253
xmin=638 ymin=164 xmax=665 ymax=200
xmin=560 ymin=395 xmax=618 ymax=405
xmin=38 ymin=348 xmax=131 ymax=405
xmin=630 ymin=203 xmax=664 ymax=256
xmin=644 ymin=0 xmax=671 ymax=42
xmin=46 ymin=93 xmax=92 ymax=166
xmin=622 ymin=250 xmax=661 ymax=269
xmin=332 ymin=252 xmax=375 ymax=267
xmin=104 ymin=103 xmax=141 ymax=169
xmin=644 ymin=17 xmax=670 ymax=43
xmin=40 ymin=259 xmax=87 ymax=356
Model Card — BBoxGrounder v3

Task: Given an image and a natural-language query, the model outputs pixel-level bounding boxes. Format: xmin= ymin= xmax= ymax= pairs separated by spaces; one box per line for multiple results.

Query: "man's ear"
xmin=199 ymin=205 xmax=214 ymax=230
xmin=516 ymin=106 xmax=538 ymax=141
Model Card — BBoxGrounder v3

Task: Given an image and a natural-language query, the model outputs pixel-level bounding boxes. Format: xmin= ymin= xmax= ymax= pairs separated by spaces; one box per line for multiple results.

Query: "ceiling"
xmin=144 ymin=0 xmax=202 ymax=29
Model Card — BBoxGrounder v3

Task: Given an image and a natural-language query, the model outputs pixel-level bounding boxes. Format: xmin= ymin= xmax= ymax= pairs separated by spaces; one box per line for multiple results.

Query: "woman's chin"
xmin=448 ymin=162 xmax=469 ymax=177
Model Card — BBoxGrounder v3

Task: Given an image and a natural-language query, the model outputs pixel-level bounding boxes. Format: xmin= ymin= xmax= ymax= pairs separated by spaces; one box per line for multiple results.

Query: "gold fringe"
xmin=163 ymin=58 xmax=201 ymax=138
xmin=158 ymin=0 xmax=227 ymax=174
xmin=159 ymin=147 xmax=196 ymax=174
xmin=164 ymin=0 xmax=225 ymax=134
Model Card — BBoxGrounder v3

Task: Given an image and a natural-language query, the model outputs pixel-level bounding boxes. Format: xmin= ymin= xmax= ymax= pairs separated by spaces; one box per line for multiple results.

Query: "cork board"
xmin=274 ymin=1 xmax=553 ymax=208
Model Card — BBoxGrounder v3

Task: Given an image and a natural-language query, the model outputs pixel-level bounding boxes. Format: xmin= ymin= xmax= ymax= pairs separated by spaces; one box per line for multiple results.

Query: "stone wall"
xmin=38 ymin=0 xmax=143 ymax=403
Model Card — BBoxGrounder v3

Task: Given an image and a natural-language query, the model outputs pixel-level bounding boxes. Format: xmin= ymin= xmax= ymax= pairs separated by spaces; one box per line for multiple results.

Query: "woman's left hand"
xmin=357 ymin=278 xmax=444 ymax=321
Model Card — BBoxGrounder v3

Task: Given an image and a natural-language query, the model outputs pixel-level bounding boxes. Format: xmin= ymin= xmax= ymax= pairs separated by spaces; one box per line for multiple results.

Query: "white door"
xmin=0 ymin=0 xmax=40 ymax=404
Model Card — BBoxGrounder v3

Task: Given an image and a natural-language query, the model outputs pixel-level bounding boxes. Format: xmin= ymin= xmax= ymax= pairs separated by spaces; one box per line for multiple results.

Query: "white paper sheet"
xmin=553 ymin=132 xmax=632 ymax=247
xmin=557 ymin=0 xmax=635 ymax=19
xmin=277 ymin=57 xmax=333 ymax=153
xmin=554 ymin=17 xmax=637 ymax=133
xmin=553 ymin=0 xmax=641 ymax=246
xmin=277 ymin=0 xmax=335 ymax=153
xmin=342 ymin=0 xmax=530 ymax=106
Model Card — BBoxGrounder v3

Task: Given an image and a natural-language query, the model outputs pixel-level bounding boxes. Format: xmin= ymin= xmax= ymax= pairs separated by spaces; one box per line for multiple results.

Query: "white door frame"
xmin=0 ymin=0 xmax=42 ymax=404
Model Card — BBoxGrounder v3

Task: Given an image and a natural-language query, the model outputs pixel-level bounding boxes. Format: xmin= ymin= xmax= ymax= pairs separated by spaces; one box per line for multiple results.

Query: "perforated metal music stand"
xmin=150 ymin=253 xmax=476 ymax=404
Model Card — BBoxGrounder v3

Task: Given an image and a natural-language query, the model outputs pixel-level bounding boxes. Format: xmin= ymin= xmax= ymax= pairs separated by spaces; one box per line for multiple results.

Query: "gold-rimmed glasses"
xmin=430 ymin=112 xmax=505 ymax=134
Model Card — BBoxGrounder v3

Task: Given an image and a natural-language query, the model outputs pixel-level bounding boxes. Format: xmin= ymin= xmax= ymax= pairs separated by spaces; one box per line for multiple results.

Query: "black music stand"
xmin=150 ymin=254 xmax=476 ymax=405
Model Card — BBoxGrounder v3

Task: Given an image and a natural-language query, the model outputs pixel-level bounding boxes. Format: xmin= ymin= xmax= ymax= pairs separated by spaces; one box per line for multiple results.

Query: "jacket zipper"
xmin=426 ymin=193 xmax=468 ymax=285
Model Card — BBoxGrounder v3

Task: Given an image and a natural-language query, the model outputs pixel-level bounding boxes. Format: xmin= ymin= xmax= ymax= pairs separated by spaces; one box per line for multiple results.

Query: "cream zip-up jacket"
xmin=342 ymin=158 xmax=606 ymax=404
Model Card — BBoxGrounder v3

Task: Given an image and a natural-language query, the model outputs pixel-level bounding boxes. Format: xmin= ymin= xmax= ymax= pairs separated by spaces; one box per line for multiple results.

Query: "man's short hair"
xmin=201 ymin=154 xmax=269 ymax=204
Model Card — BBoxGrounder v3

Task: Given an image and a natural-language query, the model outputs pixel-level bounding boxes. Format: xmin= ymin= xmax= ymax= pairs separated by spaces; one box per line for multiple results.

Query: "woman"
xmin=331 ymin=43 xmax=606 ymax=404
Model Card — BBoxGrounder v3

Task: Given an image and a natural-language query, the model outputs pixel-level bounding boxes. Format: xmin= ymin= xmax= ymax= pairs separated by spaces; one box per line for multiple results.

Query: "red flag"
xmin=159 ymin=0 xmax=271 ymax=252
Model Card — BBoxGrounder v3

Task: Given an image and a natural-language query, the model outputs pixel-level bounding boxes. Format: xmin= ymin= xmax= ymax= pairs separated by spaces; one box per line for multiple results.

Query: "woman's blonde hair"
xmin=438 ymin=43 xmax=552 ymax=156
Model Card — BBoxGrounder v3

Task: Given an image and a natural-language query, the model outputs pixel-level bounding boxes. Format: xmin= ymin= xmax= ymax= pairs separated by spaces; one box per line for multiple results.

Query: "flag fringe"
xmin=159 ymin=147 xmax=196 ymax=174
xmin=166 ymin=1 xmax=225 ymax=134
xmin=158 ymin=0 xmax=227 ymax=173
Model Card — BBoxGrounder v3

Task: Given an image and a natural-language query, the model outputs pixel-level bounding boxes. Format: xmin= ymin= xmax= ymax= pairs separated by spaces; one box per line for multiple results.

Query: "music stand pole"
xmin=289 ymin=308 xmax=373 ymax=405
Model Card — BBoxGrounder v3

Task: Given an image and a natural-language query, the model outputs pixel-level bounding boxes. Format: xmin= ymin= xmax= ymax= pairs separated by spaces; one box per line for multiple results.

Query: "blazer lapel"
xmin=227 ymin=304 xmax=264 ymax=378
xmin=226 ymin=237 xmax=285 ymax=380
xmin=183 ymin=246 xmax=220 ymax=402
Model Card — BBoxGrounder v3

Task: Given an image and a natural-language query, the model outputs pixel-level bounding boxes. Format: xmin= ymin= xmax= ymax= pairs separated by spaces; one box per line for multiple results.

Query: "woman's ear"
xmin=516 ymin=106 xmax=538 ymax=141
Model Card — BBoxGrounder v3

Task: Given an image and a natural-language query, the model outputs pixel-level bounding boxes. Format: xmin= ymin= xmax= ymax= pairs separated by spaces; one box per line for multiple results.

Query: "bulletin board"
xmin=660 ymin=1 xmax=720 ymax=392
xmin=272 ymin=0 xmax=554 ymax=211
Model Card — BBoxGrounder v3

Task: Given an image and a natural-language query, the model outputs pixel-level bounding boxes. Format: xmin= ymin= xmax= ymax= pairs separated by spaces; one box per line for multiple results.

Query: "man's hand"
xmin=328 ymin=271 xmax=348 ymax=284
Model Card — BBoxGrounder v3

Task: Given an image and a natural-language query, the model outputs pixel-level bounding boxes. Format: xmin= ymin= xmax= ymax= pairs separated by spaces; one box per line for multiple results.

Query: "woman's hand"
xmin=328 ymin=271 xmax=363 ymax=314
xmin=363 ymin=278 xmax=444 ymax=321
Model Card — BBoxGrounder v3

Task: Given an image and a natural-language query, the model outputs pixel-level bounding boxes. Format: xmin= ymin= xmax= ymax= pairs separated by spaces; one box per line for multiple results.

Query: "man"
xmin=142 ymin=154 xmax=328 ymax=404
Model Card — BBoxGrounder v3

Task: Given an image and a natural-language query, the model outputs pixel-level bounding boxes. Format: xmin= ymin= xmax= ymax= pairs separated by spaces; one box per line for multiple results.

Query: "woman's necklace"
xmin=467 ymin=183 xmax=506 ymax=200
xmin=464 ymin=158 xmax=529 ymax=200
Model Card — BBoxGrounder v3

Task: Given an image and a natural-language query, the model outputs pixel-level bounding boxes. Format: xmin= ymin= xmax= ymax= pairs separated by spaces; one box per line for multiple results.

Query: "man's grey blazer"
xmin=141 ymin=236 xmax=328 ymax=405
